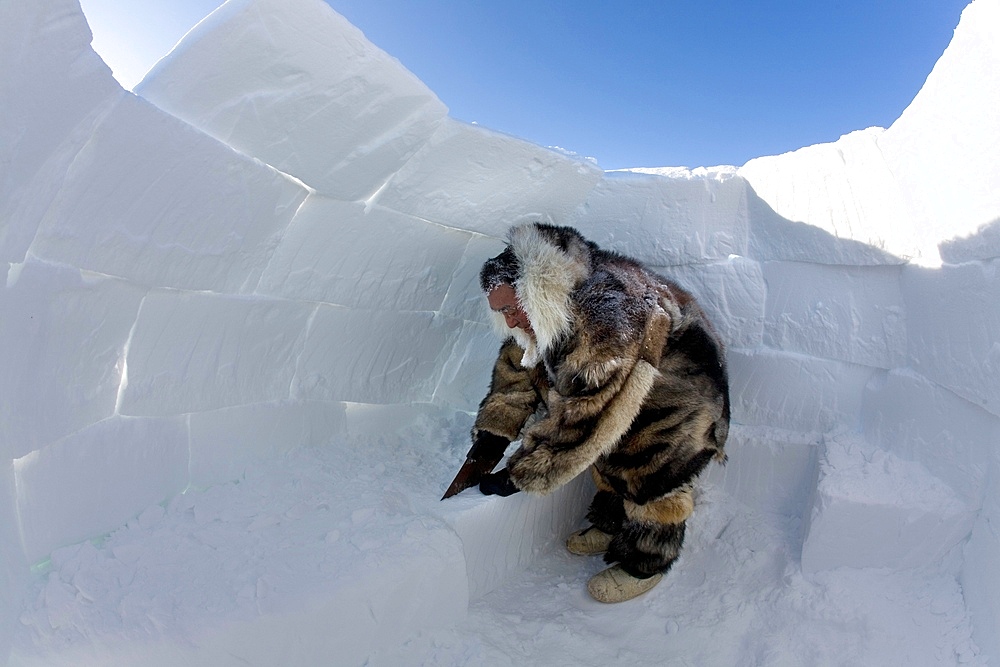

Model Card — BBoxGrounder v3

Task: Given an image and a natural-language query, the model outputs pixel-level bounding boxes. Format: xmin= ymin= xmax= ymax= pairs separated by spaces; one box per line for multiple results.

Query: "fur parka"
xmin=474 ymin=222 xmax=730 ymax=506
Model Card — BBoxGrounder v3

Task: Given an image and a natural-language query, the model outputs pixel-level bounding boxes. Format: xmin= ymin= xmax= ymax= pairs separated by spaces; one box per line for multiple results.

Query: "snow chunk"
xmin=372 ymin=118 xmax=602 ymax=236
xmin=0 ymin=261 xmax=145 ymax=458
xmin=257 ymin=197 xmax=472 ymax=311
xmin=862 ymin=368 xmax=1000 ymax=505
xmin=727 ymin=349 xmax=874 ymax=433
xmin=14 ymin=416 xmax=188 ymax=564
xmin=763 ymin=262 xmax=906 ymax=369
xmin=744 ymin=182 xmax=904 ymax=266
xmin=703 ymin=425 xmax=820 ymax=520
xmin=136 ymin=0 xmax=448 ymax=201
xmin=570 ymin=169 xmax=749 ymax=266
xmin=903 ymin=259 xmax=1000 ymax=418
xmin=432 ymin=322 xmax=500 ymax=412
xmin=964 ymin=456 xmax=1000 ymax=665
xmin=0 ymin=0 xmax=122 ymax=264
xmin=801 ymin=436 xmax=976 ymax=574
xmin=30 ymin=94 xmax=306 ymax=293
xmin=657 ymin=256 xmax=766 ymax=349
xmin=119 ymin=291 xmax=314 ymax=416
xmin=293 ymin=308 xmax=461 ymax=404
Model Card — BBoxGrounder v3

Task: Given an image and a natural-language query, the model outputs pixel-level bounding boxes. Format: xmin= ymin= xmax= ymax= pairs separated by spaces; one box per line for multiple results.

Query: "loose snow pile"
xmin=2 ymin=0 xmax=998 ymax=665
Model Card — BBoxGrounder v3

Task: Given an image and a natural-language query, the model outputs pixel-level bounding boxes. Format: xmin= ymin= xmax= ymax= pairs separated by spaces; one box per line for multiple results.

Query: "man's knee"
xmin=606 ymin=487 xmax=695 ymax=577
xmin=624 ymin=485 xmax=694 ymax=527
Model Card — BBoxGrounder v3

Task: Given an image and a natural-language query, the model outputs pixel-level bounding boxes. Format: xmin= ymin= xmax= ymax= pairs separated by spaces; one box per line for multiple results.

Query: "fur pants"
xmin=586 ymin=467 xmax=694 ymax=578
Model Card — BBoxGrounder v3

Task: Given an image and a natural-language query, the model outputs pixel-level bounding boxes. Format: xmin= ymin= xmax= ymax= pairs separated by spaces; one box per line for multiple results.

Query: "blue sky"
xmin=81 ymin=0 xmax=968 ymax=170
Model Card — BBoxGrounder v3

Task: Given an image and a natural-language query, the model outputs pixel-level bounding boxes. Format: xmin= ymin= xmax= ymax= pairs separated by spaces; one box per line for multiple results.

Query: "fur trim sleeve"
xmin=508 ymin=359 xmax=658 ymax=495
xmin=473 ymin=340 xmax=548 ymax=442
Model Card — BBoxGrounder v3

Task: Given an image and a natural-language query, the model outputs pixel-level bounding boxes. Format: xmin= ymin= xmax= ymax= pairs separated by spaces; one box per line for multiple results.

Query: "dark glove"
xmin=466 ymin=431 xmax=510 ymax=468
xmin=479 ymin=468 xmax=520 ymax=497
xmin=441 ymin=432 xmax=512 ymax=499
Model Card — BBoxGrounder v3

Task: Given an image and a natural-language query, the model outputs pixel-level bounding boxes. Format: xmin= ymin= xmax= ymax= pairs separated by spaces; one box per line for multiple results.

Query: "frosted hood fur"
xmin=493 ymin=223 xmax=592 ymax=367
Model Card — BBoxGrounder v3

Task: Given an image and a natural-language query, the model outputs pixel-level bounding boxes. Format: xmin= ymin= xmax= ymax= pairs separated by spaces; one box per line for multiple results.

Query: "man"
xmin=451 ymin=222 xmax=730 ymax=603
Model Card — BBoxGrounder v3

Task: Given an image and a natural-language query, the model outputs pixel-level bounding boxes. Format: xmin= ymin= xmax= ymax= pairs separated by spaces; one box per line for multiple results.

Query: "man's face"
xmin=487 ymin=283 xmax=533 ymax=334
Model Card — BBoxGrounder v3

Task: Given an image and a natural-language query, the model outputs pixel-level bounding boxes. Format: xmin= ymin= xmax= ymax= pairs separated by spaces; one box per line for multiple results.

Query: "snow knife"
xmin=441 ymin=433 xmax=510 ymax=500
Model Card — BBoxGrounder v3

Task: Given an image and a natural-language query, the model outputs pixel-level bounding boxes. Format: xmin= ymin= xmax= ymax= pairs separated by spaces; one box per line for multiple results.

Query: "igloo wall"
xmin=1 ymin=0 xmax=998 ymax=663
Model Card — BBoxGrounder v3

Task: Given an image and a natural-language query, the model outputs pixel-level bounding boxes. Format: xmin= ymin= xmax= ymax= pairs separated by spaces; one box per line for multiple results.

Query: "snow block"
xmin=0 ymin=0 xmax=122 ymax=264
xmin=432 ymin=322 xmax=500 ymax=412
xmin=257 ymin=197 xmax=471 ymax=311
xmin=119 ymin=291 xmax=314 ymax=416
xmin=763 ymin=262 xmax=906 ymax=369
xmin=740 ymin=129 xmax=918 ymax=262
xmin=940 ymin=218 xmax=1000 ymax=264
xmin=189 ymin=401 xmax=347 ymax=490
xmin=727 ymin=349 xmax=874 ymax=433
xmin=136 ymin=0 xmax=448 ymax=201
xmin=373 ymin=118 xmax=603 ymax=236
xmin=902 ymin=260 xmax=1000 ymax=418
xmin=744 ymin=186 xmax=902 ymax=266
xmin=30 ymin=93 xmax=306 ymax=293
xmin=571 ymin=169 xmax=748 ymax=265
xmin=439 ymin=234 xmax=508 ymax=323
xmin=431 ymin=228 xmax=573 ymax=410
xmin=862 ymin=368 xmax=1000 ymax=506
xmin=0 ymin=464 xmax=26 ymax=667
xmin=14 ymin=416 xmax=189 ymax=564
xmin=445 ymin=474 xmax=594 ymax=599
xmin=656 ymin=257 xmax=766 ymax=350
xmin=879 ymin=0 xmax=1000 ymax=265
xmin=294 ymin=308 xmax=461 ymax=404
xmin=341 ymin=401 xmax=472 ymax=442
xmin=963 ymin=458 xmax=1000 ymax=666
xmin=0 ymin=261 xmax=145 ymax=458
xmin=800 ymin=437 xmax=977 ymax=574
xmin=703 ymin=425 xmax=820 ymax=521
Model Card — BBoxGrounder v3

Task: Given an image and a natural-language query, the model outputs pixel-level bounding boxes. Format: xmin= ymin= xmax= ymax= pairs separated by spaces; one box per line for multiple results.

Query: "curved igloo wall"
xmin=2 ymin=0 xmax=999 ymax=663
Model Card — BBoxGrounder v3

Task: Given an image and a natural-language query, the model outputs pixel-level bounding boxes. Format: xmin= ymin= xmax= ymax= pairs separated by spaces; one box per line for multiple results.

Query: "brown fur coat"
xmin=474 ymin=223 xmax=729 ymax=504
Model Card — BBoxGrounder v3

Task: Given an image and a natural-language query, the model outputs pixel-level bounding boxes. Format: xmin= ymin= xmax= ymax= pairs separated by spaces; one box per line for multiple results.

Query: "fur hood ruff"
xmin=488 ymin=223 xmax=592 ymax=367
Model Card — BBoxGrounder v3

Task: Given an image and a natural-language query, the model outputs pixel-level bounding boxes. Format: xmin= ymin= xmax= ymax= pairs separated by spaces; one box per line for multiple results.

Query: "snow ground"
xmin=437 ymin=504 xmax=980 ymax=667
xmin=12 ymin=427 xmax=983 ymax=666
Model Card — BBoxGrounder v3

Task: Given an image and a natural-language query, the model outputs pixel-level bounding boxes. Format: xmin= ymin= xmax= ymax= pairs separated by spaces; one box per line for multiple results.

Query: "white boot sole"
xmin=587 ymin=565 xmax=662 ymax=603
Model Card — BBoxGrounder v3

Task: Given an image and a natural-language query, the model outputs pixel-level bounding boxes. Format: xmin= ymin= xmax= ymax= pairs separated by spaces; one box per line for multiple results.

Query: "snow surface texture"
xmin=1 ymin=0 xmax=998 ymax=664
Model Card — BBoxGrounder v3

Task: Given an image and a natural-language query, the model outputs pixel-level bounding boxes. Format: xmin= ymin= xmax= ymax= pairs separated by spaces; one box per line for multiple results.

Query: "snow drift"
xmin=1 ymin=0 xmax=998 ymax=664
